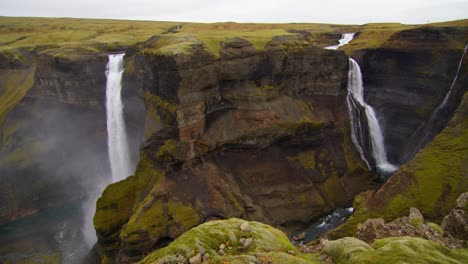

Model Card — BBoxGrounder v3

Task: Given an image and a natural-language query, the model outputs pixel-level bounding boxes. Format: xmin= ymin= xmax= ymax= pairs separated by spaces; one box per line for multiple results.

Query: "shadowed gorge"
xmin=0 ymin=16 xmax=467 ymax=264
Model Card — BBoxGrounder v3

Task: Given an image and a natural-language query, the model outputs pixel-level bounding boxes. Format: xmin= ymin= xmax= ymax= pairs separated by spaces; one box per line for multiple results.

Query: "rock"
xmin=355 ymin=215 xmax=464 ymax=249
xmin=293 ymin=232 xmax=306 ymax=241
xmin=287 ymin=250 xmax=295 ymax=255
xmin=202 ymin=253 xmax=210 ymax=261
xmin=243 ymin=237 xmax=253 ymax=248
xmin=218 ymin=243 xmax=226 ymax=250
xmin=188 ymin=253 xmax=201 ymax=264
xmin=441 ymin=209 xmax=468 ymax=240
xmin=456 ymin=192 xmax=468 ymax=210
xmin=409 ymin=207 xmax=424 ymax=226
xmin=240 ymin=221 xmax=251 ymax=232
xmin=217 ymin=249 xmax=225 ymax=256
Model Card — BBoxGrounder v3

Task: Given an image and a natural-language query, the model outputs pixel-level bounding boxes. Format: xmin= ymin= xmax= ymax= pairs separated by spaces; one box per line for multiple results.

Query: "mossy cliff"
xmin=327 ymin=92 xmax=468 ymax=238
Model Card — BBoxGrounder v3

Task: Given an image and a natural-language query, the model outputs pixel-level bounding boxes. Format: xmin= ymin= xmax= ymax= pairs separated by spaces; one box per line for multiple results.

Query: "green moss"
xmin=142 ymin=91 xmax=178 ymax=114
xmin=138 ymin=218 xmax=316 ymax=264
xmin=427 ymin=222 xmax=444 ymax=235
xmin=288 ymin=150 xmax=316 ymax=169
xmin=94 ymin=153 xmax=165 ymax=236
xmin=168 ymin=203 xmax=200 ymax=230
xmin=324 ymin=236 xmax=468 ymax=264
xmin=121 ymin=200 xmax=168 ymax=240
xmin=155 ymin=139 xmax=190 ymax=162
xmin=0 ymin=64 xmax=36 ymax=124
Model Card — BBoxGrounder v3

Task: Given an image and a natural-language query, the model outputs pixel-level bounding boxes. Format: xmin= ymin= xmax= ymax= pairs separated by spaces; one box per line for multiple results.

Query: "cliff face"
xmin=0 ymin=50 xmax=145 ymax=226
xmin=93 ymin=35 xmax=379 ymax=263
xmin=350 ymin=26 xmax=468 ymax=165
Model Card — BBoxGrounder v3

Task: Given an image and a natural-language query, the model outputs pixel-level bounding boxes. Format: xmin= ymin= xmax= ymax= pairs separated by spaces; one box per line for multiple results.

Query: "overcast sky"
xmin=1 ymin=0 xmax=467 ymax=24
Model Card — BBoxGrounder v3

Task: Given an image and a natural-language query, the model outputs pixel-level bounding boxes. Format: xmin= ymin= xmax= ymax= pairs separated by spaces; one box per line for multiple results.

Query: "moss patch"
xmin=94 ymin=153 xmax=165 ymax=236
xmin=0 ymin=64 xmax=36 ymax=124
xmin=138 ymin=218 xmax=320 ymax=264
xmin=324 ymin=236 xmax=468 ymax=264
xmin=288 ymin=150 xmax=316 ymax=169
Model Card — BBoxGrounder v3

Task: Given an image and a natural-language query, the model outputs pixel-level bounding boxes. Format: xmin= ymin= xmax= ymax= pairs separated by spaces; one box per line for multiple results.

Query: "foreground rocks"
xmin=355 ymin=208 xmax=465 ymax=249
xmin=136 ymin=218 xmax=468 ymax=264
xmin=137 ymin=218 xmax=305 ymax=264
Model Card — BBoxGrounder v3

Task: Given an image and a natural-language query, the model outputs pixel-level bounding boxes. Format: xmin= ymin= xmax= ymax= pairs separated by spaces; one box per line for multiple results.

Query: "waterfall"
xmin=105 ymin=53 xmax=132 ymax=182
xmin=347 ymin=58 xmax=398 ymax=173
xmin=403 ymin=44 xmax=467 ymax=161
xmin=325 ymin=33 xmax=355 ymax=50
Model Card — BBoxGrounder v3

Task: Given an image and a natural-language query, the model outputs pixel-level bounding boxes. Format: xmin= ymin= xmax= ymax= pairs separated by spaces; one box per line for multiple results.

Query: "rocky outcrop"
xmin=355 ymin=209 xmax=464 ymax=249
xmin=350 ymin=26 xmax=468 ymax=165
xmin=94 ymin=35 xmax=379 ymax=262
xmin=441 ymin=192 xmax=468 ymax=241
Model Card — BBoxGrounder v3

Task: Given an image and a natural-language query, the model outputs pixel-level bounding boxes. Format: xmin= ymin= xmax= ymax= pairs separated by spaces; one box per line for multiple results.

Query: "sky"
xmin=0 ymin=0 xmax=467 ymax=24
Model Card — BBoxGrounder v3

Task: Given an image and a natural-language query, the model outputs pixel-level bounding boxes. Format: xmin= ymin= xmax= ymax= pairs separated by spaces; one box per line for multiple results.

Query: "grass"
xmin=0 ymin=17 xmax=467 ymax=58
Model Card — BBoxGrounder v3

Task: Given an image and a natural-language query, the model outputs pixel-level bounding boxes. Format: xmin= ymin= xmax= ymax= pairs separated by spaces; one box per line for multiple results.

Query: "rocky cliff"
xmin=0 ymin=47 xmax=146 ymax=225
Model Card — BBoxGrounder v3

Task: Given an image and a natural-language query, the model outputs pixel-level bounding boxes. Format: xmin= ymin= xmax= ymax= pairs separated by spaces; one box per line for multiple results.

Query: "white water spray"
xmin=325 ymin=33 xmax=355 ymax=50
xmin=347 ymin=58 xmax=398 ymax=173
xmin=105 ymin=53 xmax=132 ymax=182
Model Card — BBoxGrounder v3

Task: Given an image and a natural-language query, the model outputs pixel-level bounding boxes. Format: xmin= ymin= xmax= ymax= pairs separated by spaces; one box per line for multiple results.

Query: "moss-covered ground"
xmin=138 ymin=218 xmax=320 ymax=264
xmin=324 ymin=236 xmax=468 ymax=264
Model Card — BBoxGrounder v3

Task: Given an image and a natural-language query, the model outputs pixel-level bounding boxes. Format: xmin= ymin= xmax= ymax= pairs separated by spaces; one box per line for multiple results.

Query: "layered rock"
xmin=94 ymin=35 xmax=378 ymax=262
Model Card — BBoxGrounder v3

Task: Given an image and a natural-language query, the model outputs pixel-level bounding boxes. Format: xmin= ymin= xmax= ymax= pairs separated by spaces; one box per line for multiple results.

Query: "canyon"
xmin=0 ymin=17 xmax=467 ymax=263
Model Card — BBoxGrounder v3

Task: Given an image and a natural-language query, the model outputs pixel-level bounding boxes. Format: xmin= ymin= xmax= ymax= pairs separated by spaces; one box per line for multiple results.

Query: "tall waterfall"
xmin=325 ymin=33 xmax=355 ymax=50
xmin=347 ymin=58 xmax=398 ymax=173
xmin=105 ymin=53 xmax=132 ymax=182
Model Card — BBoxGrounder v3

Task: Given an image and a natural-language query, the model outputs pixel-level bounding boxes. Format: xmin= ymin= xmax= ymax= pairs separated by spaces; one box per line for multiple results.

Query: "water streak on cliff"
xmin=105 ymin=53 xmax=132 ymax=182
xmin=404 ymin=44 xmax=468 ymax=161
xmin=347 ymin=58 xmax=397 ymax=173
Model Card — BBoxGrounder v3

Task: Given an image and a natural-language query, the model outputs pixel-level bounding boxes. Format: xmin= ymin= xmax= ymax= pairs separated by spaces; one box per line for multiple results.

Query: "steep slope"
xmin=328 ymin=91 xmax=468 ymax=238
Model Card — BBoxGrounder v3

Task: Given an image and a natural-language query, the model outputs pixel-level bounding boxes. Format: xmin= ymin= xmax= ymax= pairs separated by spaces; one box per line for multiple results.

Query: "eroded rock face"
xmin=94 ymin=36 xmax=378 ymax=262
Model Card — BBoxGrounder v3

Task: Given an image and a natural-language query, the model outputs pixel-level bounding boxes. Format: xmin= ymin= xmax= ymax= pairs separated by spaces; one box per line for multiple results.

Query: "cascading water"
xmin=325 ymin=33 xmax=355 ymax=50
xmin=105 ymin=53 xmax=132 ymax=182
xmin=347 ymin=58 xmax=398 ymax=174
xmin=404 ymin=44 xmax=468 ymax=161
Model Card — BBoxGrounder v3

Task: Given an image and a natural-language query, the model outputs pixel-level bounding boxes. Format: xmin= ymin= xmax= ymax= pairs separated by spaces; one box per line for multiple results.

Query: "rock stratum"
xmin=0 ymin=17 xmax=467 ymax=263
